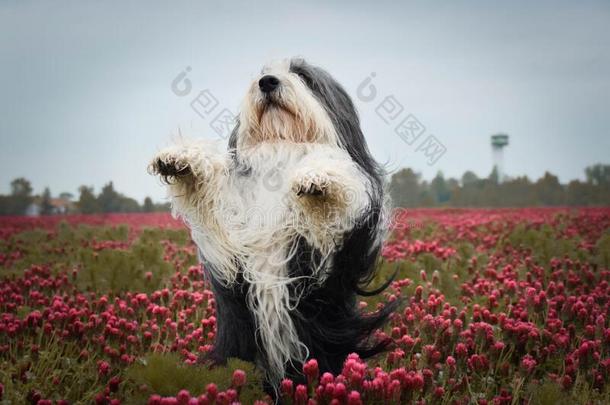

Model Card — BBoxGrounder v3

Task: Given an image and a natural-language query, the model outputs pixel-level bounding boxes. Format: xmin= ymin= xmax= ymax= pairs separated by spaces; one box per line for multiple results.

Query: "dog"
xmin=149 ymin=58 xmax=397 ymax=388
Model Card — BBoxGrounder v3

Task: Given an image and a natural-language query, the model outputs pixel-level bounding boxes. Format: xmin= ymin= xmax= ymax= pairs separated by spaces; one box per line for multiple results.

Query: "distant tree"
xmin=461 ymin=171 xmax=479 ymax=186
xmin=452 ymin=171 xmax=482 ymax=206
xmin=430 ymin=172 xmax=450 ymax=204
xmin=488 ymin=167 xmax=499 ymax=185
xmin=78 ymin=186 xmax=100 ymax=214
xmin=535 ymin=172 xmax=564 ymax=206
xmin=481 ymin=179 xmax=503 ymax=206
xmin=40 ymin=187 xmax=54 ymax=215
xmin=500 ymin=176 xmax=535 ymax=207
xmin=97 ymin=182 xmax=122 ymax=213
xmin=389 ymin=168 xmax=422 ymax=207
xmin=153 ymin=202 xmax=171 ymax=212
xmin=6 ymin=177 xmax=34 ymax=215
xmin=118 ymin=197 xmax=141 ymax=213
xmin=94 ymin=182 xmax=142 ymax=213
xmin=11 ymin=178 xmax=33 ymax=197
xmin=143 ymin=197 xmax=154 ymax=212
xmin=446 ymin=177 xmax=460 ymax=194
xmin=585 ymin=164 xmax=610 ymax=186
xmin=566 ymin=180 xmax=593 ymax=206
xmin=59 ymin=192 xmax=74 ymax=201
xmin=418 ymin=180 xmax=435 ymax=206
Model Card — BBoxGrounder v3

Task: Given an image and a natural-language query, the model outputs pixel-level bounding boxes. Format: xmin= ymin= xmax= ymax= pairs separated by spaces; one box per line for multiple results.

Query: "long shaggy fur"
xmin=149 ymin=58 xmax=397 ymax=389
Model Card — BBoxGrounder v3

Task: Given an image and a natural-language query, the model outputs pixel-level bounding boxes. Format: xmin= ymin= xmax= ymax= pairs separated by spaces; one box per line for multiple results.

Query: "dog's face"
xmin=233 ymin=58 xmax=380 ymax=182
xmin=237 ymin=59 xmax=339 ymax=148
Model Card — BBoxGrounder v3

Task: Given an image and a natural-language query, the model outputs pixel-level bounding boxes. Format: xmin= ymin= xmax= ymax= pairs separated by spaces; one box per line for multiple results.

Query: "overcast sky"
xmin=1 ymin=0 xmax=609 ymax=201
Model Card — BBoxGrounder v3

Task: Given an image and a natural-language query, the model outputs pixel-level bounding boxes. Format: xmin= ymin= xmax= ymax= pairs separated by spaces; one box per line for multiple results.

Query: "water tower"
xmin=491 ymin=133 xmax=509 ymax=182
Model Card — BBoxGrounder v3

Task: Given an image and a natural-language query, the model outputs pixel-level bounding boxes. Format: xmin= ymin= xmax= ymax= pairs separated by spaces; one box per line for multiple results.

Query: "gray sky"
xmin=1 ymin=0 xmax=609 ymax=201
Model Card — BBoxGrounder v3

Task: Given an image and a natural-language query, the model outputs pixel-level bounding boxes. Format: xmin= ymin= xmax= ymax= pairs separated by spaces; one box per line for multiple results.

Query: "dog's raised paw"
xmin=156 ymin=158 xmax=191 ymax=177
xmin=292 ymin=173 xmax=332 ymax=197
xmin=148 ymin=154 xmax=192 ymax=182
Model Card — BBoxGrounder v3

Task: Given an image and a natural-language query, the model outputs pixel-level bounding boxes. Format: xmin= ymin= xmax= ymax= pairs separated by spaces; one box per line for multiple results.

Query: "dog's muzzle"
xmin=259 ymin=75 xmax=280 ymax=93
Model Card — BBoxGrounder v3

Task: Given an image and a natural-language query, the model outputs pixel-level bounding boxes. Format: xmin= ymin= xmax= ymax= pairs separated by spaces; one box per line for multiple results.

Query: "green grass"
xmin=0 ymin=334 xmax=106 ymax=403
xmin=125 ymin=354 xmax=268 ymax=403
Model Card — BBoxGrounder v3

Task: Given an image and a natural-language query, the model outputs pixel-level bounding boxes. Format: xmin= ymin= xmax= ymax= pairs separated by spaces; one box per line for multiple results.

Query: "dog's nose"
xmin=259 ymin=75 xmax=280 ymax=93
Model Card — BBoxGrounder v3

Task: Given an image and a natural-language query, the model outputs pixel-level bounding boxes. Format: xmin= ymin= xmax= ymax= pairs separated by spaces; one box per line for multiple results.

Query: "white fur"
xmin=238 ymin=60 xmax=339 ymax=149
xmin=151 ymin=141 xmax=372 ymax=382
xmin=149 ymin=61 xmax=374 ymax=383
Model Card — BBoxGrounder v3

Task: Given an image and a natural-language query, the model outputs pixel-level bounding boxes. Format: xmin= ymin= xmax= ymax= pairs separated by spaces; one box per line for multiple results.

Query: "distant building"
xmin=25 ymin=203 xmax=41 ymax=216
xmin=491 ymin=133 xmax=509 ymax=183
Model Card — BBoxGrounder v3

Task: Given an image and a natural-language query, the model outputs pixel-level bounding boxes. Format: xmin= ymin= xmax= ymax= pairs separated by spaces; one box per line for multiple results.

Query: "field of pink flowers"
xmin=1 ymin=208 xmax=609 ymax=404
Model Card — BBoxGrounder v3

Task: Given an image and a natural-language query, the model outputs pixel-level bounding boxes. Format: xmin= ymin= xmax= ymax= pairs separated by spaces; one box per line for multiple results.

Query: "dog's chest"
xmin=221 ymin=144 xmax=308 ymax=242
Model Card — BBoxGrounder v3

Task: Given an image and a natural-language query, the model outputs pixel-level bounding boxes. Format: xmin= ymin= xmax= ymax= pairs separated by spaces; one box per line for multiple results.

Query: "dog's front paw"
xmin=151 ymin=157 xmax=191 ymax=177
xmin=148 ymin=148 xmax=194 ymax=182
xmin=292 ymin=172 xmax=333 ymax=198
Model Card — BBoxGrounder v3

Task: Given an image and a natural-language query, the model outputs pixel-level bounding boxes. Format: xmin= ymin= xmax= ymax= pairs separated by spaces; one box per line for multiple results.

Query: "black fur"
xmin=153 ymin=158 xmax=192 ymax=183
xmin=208 ymin=59 xmax=396 ymax=389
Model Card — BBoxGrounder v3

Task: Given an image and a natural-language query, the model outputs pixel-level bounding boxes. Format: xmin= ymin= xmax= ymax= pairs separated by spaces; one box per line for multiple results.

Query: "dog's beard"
xmin=239 ymin=79 xmax=338 ymax=149
xmin=250 ymin=97 xmax=315 ymax=144
xmin=256 ymin=101 xmax=302 ymax=142
xmin=236 ymin=61 xmax=340 ymax=150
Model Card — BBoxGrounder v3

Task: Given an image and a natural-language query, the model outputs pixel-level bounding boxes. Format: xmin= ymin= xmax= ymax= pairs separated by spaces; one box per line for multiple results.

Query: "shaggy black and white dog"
xmin=149 ymin=58 xmax=396 ymax=388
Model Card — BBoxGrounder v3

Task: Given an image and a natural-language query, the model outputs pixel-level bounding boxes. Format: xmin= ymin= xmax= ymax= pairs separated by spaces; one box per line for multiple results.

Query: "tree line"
xmin=389 ymin=163 xmax=610 ymax=207
xmin=1 ymin=163 xmax=608 ymax=215
xmin=0 ymin=178 xmax=170 ymax=216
